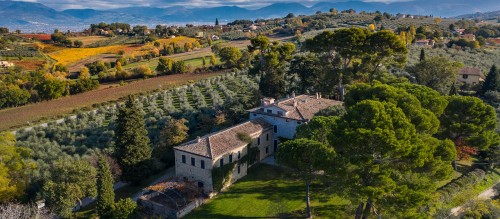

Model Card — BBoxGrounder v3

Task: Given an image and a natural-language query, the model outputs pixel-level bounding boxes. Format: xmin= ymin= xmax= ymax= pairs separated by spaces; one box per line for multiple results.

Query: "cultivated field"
xmin=0 ymin=72 xmax=225 ymax=131
xmin=156 ymin=36 xmax=199 ymax=46
xmin=68 ymin=36 xmax=108 ymax=46
xmin=48 ymin=45 xmax=128 ymax=65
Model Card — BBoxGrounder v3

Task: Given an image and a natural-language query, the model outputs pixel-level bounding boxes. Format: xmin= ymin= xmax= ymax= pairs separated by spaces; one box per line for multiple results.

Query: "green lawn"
xmin=186 ymin=164 xmax=352 ymax=219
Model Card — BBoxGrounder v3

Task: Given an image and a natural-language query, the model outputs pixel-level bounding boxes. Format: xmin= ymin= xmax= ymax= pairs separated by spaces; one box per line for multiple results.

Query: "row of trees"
xmin=51 ymin=33 xmax=82 ymax=48
xmin=0 ymin=69 xmax=99 ymax=109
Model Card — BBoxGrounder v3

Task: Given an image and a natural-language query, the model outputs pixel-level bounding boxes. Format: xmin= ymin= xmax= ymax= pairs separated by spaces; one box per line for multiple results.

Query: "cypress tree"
xmin=96 ymin=156 xmax=115 ymax=217
xmin=115 ymin=95 xmax=151 ymax=183
xmin=419 ymin=48 xmax=425 ymax=62
xmin=449 ymin=82 xmax=459 ymax=96
xmin=215 ymin=18 xmax=219 ymax=26
xmin=479 ymin=65 xmax=500 ymax=96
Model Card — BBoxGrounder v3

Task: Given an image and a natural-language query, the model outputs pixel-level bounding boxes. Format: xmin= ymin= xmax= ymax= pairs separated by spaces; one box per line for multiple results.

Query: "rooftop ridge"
xmin=295 ymin=105 xmax=306 ymax=121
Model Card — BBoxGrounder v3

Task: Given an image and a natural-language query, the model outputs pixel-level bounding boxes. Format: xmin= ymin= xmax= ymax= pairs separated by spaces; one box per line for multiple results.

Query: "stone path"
xmin=450 ymin=180 xmax=499 ymax=217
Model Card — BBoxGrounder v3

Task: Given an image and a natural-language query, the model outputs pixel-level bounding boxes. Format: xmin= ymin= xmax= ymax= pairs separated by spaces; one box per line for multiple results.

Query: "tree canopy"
xmin=439 ymin=96 xmax=499 ymax=151
xmin=96 ymin=156 xmax=115 ymax=218
xmin=409 ymin=56 xmax=463 ymax=95
xmin=42 ymin=159 xmax=97 ymax=217
xmin=304 ymin=28 xmax=407 ymax=99
xmin=115 ymin=96 xmax=152 ymax=183
xmin=276 ymin=138 xmax=335 ymax=218
xmin=0 ymin=132 xmax=33 ymax=202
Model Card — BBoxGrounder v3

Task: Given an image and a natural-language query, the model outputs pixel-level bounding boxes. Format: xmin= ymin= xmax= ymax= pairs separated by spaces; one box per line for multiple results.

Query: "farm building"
xmin=458 ymin=67 xmax=484 ymax=85
xmin=174 ymin=118 xmax=274 ymax=194
xmin=173 ymin=94 xmax=342 ymax=194
xmin=249 ymin=93 xmax=343 ymax=139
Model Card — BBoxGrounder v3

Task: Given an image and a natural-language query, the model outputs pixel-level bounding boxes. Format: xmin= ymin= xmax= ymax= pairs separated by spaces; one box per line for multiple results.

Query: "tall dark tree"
xmin=419 ymin=48 xmax=426 ymax=62
xmin=256 ymin=41 xmax=295 ymax=99
xmin=115 ymin=95 xmax=152 ymax=183
xmin=215 ymin=18 xmax=219 ymax=26
xmin=479 ymin=65 xmax=500 ymax=96
xmin=96 ymin=156 xmax=115 ymax=218
xmin=449 ymin=82 xmax=459 ymax=96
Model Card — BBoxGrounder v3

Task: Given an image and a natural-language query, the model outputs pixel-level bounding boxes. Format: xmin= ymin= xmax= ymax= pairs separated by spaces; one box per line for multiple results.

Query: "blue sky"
xmin=9 ymin=0 xmax=415 ymax=10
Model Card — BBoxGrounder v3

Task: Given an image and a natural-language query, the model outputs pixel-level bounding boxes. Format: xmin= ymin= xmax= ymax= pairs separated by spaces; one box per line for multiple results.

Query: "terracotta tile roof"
xmin=460 ymin=67 xmax=483 ymax=77
xmin=488 ymin=38 xmax=500 ymax=44
xmin=174 ymin=118 xmax=272 ymax=159
xmin=249 ymin=95 xmax=343 ymax=121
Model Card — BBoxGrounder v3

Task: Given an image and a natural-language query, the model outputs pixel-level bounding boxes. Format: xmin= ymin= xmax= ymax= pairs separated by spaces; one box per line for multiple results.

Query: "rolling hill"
xmin=1 ymin=0 xmax=500 ymax=32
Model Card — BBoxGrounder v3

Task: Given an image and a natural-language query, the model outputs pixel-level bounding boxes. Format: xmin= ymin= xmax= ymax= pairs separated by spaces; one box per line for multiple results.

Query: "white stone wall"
xmin=253 ymin=129 xmax=274 ymax=161
xmin=174 ymin=150 xmax=213 ymax=192
xmin=458 ymin=74 xmax=483 ymax=85
xmin=174 ymin=129 xmax=276 ymax=193
xmin=250 ymin=113 xmax=301 ymax=139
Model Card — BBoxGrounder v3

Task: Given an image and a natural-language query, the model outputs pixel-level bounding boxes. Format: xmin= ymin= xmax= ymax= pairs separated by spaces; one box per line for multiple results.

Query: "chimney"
xmin=261 ymin=98 xmax=275 ymax=106
xmin=197 ymin=136 xmax=201 ymax=143
xmin=291 ymin=91 xmax=296 ymax=98
xmin=293 ymin=99 xmax=298 ymax=107
xmin=316 ymin=92 xmax=319 ymax=99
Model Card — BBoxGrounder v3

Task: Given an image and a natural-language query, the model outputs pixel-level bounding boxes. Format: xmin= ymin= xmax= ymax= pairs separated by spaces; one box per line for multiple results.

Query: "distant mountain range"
xmin=1 ymin=0 xmax=500 ymax=32
xmin=454 ymin=10 xmax=500 ymax=20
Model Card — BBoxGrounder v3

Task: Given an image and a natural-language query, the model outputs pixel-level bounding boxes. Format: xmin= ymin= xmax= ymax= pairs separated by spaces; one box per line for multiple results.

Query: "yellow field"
xmin=42 ymin=44 xmax=66 ymax=53
xmin=49 ymin=45 xmax=128 ymax=65
xmin=68 ymin=36 xmax=107 ymax=46
xmin=156 ymin=36 xmax=199 ymax=46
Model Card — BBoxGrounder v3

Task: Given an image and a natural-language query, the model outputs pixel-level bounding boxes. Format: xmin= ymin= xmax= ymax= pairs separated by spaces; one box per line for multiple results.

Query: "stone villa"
xmin=174 ymin=94 xmax=342 ymax=193
xmin=458 ymin=67 xmax=484 ymax=85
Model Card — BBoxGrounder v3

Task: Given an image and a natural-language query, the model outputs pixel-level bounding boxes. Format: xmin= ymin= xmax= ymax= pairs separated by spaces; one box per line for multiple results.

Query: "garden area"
xmin=186 ymin=164 xmax=352 ymax=219
xmin=14 ymin=71 xmax=261 ymax=200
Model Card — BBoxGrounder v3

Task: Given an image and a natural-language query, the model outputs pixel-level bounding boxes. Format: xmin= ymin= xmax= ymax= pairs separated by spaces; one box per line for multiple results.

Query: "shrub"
xmin=112 ymin=198 xmax=137 ymax=219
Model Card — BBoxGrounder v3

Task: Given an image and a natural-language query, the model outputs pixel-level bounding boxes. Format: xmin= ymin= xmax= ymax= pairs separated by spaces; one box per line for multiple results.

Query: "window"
xmin=258 ymin=137 xmax=261 ymax=145
xmin=278 ymin=111 xmax=284 ymax=116
xmin=253 ymin=113 xmax=257 ymax=117
xmin=220 ymin=158 xmax=224 ymax=167
xmin=229 ymin=154 xmax=233 ymax=163
xmin=463 ymin=74 xmax=469 ymax=79
xmin=191 ymin=157 xmax=195 ymax=166
xmin=266 ymin=133 xmax=269 ymax=141
xmin=297 ymin=121 xmax=302 ymax=125
xmin=238 ymin=151 xmax=241 ymax=159
xmin=182 ymin=155 xmax=186 ymax=163
xmin=266 ymin=147 xmax=269 ymax=154
xmin=237 ymin=165 xmax=241 ymax=174
xmin=267 ymin=109 xmax=272 ymax=114
xmin=274 ymin=125 xmax=277 ymax=133
xmin=201 ymin=160 xmax=205 ymax=169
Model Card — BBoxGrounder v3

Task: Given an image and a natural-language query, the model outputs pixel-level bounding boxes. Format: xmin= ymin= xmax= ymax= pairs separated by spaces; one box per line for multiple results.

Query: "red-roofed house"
xmin=458 ymin=67 xmax=484 ymax=85
xmin=174 ymin=94 xmax=342 ymax=194
xmin=462 ymin=34 xmax=476 ymax=41
xmin=174 ymin=118 xmax=273 ymax=193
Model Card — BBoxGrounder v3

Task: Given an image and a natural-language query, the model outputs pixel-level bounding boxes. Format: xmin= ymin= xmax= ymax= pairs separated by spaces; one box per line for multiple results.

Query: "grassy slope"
xmin=186 ymin=164 xmax=351 ymax=219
